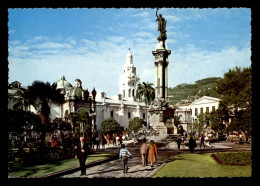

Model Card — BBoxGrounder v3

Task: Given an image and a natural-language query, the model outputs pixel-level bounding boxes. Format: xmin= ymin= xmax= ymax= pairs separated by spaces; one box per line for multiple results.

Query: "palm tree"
xmin=136 ymin=82 xmax=155 ymax=105
xmin=27 ymin=81 xmax=65 ymax=147
xmin=13 ymin=88 xmax=37 ymax=111
xmin=135 ymin=82 xmax=155 ymax=127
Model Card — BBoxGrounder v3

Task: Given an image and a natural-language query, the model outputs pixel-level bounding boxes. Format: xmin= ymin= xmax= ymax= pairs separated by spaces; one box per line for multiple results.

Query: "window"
xmin=128 ymin=89 xmax=131 ymax=97
xmin=143 ymin=113 xmax=145 ymax=119
xmin=195 ymin=108 xmax=198 ymax=116
xmin=128 ymin=112 xmax=131 ymax=119
xmin=111 ymin=111 xmax=114 ymax=117
xmin=212 ymin=106 xmax=215 ymax=112
xmin=123 ymin=90 xmax=125 ymax=98
xmin=200 ymin=107 xmax=203 ymax=114
xmin=132 ymin=89 xmax=135 ymax=97
xmin=206 ymin=107 xmax=209 ymax=113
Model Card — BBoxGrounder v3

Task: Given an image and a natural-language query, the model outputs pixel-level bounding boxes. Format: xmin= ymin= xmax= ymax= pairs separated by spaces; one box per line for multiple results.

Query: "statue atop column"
xmin=155 ymin=8 xmax=167 ymax=47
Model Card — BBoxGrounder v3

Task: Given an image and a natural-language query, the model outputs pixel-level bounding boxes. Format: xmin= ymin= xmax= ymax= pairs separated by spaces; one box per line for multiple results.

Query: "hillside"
xmin=168 ymin=77 xmax=221 ymax=106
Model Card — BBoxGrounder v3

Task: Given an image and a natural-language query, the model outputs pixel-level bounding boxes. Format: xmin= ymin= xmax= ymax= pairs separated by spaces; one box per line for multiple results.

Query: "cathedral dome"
xmin=56 ymin=76 xmax=72 ymax=89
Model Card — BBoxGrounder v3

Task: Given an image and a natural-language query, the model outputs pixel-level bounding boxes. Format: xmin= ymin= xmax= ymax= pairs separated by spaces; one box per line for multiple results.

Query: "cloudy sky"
xmin=8 ymin=8 xmax=251 ymax=96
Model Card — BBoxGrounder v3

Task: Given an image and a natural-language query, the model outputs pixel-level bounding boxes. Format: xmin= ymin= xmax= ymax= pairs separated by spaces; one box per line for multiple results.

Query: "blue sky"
xmin=8 ymin=8 xmax=251 ymax=96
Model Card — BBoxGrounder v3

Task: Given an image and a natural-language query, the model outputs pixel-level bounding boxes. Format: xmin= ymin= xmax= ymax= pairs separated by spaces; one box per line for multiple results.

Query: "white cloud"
xmin=133 ymin=12 xmax=149 ymax=17
xmin=168 ymin=45 xmax=251 ymax=87
xmin=164 ymin=15 xmax=181 ymax=23
xmin=107 ymin=36 xmax=125 ymax=43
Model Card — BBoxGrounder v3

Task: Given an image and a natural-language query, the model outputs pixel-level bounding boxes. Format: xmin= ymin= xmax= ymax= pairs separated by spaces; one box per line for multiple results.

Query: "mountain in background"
xmin=168 ymin=77 xmax=221 ymax=106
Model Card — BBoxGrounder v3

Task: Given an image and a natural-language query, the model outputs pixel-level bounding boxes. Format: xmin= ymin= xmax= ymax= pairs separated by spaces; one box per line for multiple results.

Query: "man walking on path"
xmin=119 ymin=144 xmax=132 ymax=173
xmin=176 ymin=136 xmax=182 ymax=151
xmin=200 ymin=134 xmax=205 ymax=148
xmin=189 ymin=136 xmax=197 ymax=153
xmin=140 ymin=138 xmax=148 ymax=166
xmin=118 ymin=133 xmax=123 ymax=146
xmin=75 ymin=137 xmax=89 ymax=176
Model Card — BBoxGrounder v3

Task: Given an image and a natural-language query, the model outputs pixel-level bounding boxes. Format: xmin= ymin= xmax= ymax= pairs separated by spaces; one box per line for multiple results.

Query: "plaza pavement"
xmin=60 ymin=139 xmax=251 ymax=178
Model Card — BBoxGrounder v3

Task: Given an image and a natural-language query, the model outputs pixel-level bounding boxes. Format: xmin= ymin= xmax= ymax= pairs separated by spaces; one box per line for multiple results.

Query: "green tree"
xmin=13 ymin=88 xmax=37 ymax=111
xmin=208 ymin=110 xmax=226 ymax=135
xmin=216 ymin=66 xmax=251 ymax=134
xmin=193 ymin=113 xmax=209 ymax=135
xmin=135 ymin=82 xmax=155 ymax=104
xmin=226 ymin=108 xmax=251 ymax=135
xmin=128 ymin=117 xmax=144 ymax=133
xmin=100 ymin=117 xmax=121 ymax=135
xmin=216 ymin=66 xmax=251 ymax=109
xmin=68 ymin=112 xmax=80 ymax=132
xmin=8 ymin=109 xmax=41 ymax=140
xmin=136 ymin=82 xmax=155 ymax=127
xmin=78 ymin=110 xmax=90 ymax=138
xmin=27 ymin=81 xmax=65 ymax=147
xmin=52 ymin=118 xmax=72 ymax=144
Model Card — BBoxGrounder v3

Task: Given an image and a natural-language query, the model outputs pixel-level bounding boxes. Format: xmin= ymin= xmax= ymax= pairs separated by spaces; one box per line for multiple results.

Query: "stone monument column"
xmin=149 ymin=9 xmax=175 ymax=139
xmin=152 ymin=42 xmax=171 ymax=100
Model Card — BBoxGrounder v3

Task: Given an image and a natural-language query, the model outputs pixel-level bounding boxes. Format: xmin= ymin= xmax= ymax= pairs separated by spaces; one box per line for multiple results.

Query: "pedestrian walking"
xmin=75 ymin=137 xmax=89 ymax=176
xmin=239 ymin=133 xmax=243 ymax=144
xmin=95 ymin=135 xmax=100 ymax=150
xmin=176 ymin=136 xmax=182 ymax=151
xmin=140 ymin=138 xmax=148 ymax=166
xmin=189 ymin=136 xmax=197 ymax=153
xmin=112 ymin=133 xmax=117 ymax=146
xmin=200 ymin=134 xmax=205 ymax=148
xmin=147 ymin=140 xmax=157 ymax=167
xmin=102 ymin=135 xmax=106 ymax=149
xmin=118 ymin=133 xmax=123 ymax=146
xmin=119 ymin=144 xmax=132 ymax=173
xmin=106 ymin=133 xmax=110 ymax=146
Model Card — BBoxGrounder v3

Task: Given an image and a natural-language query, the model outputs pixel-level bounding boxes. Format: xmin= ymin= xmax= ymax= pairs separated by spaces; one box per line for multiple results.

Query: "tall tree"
xmin=13 ymin=88 xmax=37 ymax=111
xmin=216 ymin=66 xmax=251 ymax=109
xmin=216 ymin=66 xmax=251 ymax=134
xmin=208 ymin=110 xmax=226 ymax=135
xmin=135 ymin=82 xmax=155 ymax=127
xmin=27 ymin=81 xmax=65 ymax=147
xmin=135 ymin=82 xmax=155 ymax=105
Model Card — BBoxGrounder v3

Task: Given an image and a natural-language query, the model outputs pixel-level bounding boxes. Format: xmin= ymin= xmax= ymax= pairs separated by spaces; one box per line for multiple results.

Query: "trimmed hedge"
xmin=212 ymin=151 xmax=251 ymax=166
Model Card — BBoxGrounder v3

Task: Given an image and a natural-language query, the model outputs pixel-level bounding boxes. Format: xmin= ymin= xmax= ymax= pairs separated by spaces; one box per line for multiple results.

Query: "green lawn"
xmin=8 ymin=153 xmax=117 ymax=178
xmin=153 ymin=153 xmax=251 ymax=178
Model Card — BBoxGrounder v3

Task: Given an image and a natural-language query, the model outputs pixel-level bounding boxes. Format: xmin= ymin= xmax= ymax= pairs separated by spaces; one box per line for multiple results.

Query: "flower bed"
xmin=211 ymin=151 xmax=251 ymax=166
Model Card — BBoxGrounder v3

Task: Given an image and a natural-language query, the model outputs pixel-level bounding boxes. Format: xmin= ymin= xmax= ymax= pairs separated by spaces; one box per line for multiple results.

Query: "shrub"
xmin=100 ymin=117 xmax=121 ymax=135
xmin=212 ymin=151 xmax=251 ymax=165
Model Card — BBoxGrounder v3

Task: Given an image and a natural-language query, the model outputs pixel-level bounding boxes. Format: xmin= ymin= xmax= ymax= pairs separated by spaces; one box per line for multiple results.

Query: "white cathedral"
xmin=8 ymin=49 xmax=150 ymax=132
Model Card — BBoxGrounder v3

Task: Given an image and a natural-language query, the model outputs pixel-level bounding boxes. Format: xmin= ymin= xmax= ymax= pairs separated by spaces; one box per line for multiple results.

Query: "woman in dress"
xmin=147 ymin=140 xmax=158 ymax=167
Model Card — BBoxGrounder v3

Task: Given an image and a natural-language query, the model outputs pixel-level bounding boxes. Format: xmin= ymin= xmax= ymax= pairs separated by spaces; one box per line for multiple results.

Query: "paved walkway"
xmin=60 ymin=139 xmax=251 ymax=178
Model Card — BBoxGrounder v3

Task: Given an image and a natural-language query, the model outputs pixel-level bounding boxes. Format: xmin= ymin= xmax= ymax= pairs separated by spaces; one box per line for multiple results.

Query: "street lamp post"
xmin=89 ymin=88 xmax=96 ymax=150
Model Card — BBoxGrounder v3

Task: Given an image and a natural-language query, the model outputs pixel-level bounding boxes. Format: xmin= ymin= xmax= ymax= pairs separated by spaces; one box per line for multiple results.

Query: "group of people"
xmin=75 ymin=134 xmax=207 ymax=176
xmin=92 ymin=133 xmax=123 ymax=150
xmin=139 ymin=139 xmax=157 ymax=167
xmin=119 ymin=139 xmax=158 ymax=174
xmin=176 ymin=133 xmax=212 ymax=153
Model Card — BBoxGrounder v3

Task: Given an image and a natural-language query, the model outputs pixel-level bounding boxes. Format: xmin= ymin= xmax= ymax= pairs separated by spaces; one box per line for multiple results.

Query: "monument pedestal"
xmin=150 ymin=113 xmax=168 ymax=139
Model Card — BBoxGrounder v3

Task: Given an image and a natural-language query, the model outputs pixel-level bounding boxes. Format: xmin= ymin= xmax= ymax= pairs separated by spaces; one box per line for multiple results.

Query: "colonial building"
xmin=177 ymin=96 xmax=220 ymax=132
xmin=8 ymin=49 xmax=149 ymax=133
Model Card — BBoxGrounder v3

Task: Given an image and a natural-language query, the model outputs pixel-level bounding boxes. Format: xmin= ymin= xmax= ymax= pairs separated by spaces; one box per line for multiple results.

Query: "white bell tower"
xmin=118 ymin=48 xmax=140 ymax=101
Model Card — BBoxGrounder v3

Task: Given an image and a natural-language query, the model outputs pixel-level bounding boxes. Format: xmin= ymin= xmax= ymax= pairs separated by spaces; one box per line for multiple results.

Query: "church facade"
xmin=8 ymin=49 xmax=149 ymax=132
